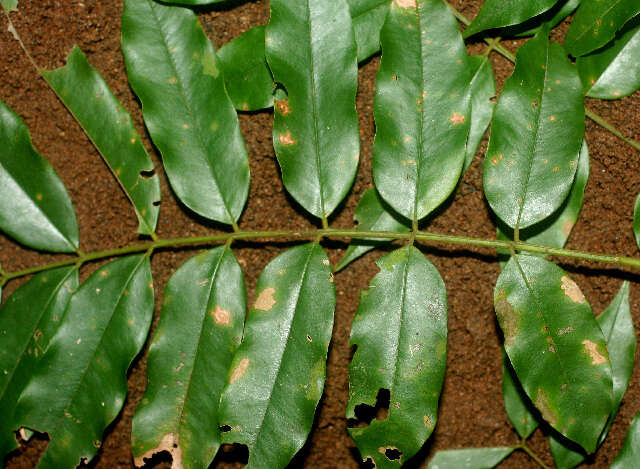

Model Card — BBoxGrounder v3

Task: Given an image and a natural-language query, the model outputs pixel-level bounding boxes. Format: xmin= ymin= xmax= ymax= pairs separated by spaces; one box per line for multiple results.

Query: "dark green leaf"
xmin=565 ymin=0 xmax=640 ymax=57
xmin=577 ymin=17 xmax=640 ymax=99
xmin=463 ymin=0 xmax=560 ymax=38
xmin=218 ymin=26 xmax=274 ymax=111
xmin=549 ymin=434 xmax=586 ymax=469
xmin=514 ymin=0 xmax=581 ymax=37
xmin=373 ymin=0 xmax=471 ymax=222
xmin=496 ymin=139 xmax=589 ymax=263
xmin=348 ymin=0 xmax=390 ymax=62
xmin=42 ymin=46 xmax=161 ymax=236
xmin=427 ymin=447 xmax=514 ymax=469
xmin=0 ymin=99 xmax=79 ymax=252
xmin=218 ymin=243 xmax=335 ymax=468
xmin=347 ymin=247 xmax=447 ymax=468
xmin=611 ymin=412 xmax=640 ymax=468
xmin=464 ymin=55 xmax=496 ymax=172
xmin=13 ymin=255 xmax=154 ymax=468
xmin=502 ymin=351 xmax=538 ymax=439
xmin=267 ymin=0 xmax=360 ymax=220
xmin=483 ymin=31 xmax=584 ymax=230
xmin=495 ymin=255 xmax=612 ymax=452
xmin=131 ymin=246 xmax=245 ymax=469
xmin=0 ymin=267 xmax=77 ymax=459
xmin=121 ymin=0 xmax=249 ymax=225
xmin=335 ymin=188 xmax=410 ymax=272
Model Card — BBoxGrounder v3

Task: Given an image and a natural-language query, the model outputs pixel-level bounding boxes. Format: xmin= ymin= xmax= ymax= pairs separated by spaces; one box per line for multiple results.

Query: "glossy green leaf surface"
xmin=427 ymin=447 xmax=514 ymax=469
xmin=464 ymin=55 xmax=496 ymax=172
xmin=347 ymin=246 xmax=447 ymax=468
xmin=266 ymin=0 xmax=359 ymax=220
xmin=0 ymin=99 xmax=78 ymax=252
xmin=514 ymin=0 xmax=581 ymax=37
xmin=611 ymin=412 xmax=640 ymax=469
xmin=335 ymin=188 xmax=410 ymax=272
xmin=577 ymin=18 xmax=640 ymax=99
xmin=502 ymin=351 xmax=538 ymax=439
xmin=218 ymin=26 xmax=274 ymax=111
xmin=373 ymin=0 xmax=471 ymax=222
xmin=463 ymin=0 xmax=559 ymax=38
xmin=42 ymin=46 xmax=160 ymax=235
xmin=131 ymin=246 xmax=245 ymax=469
xmin=348 ymin=0 xmax=390 ymax=61
xmin=549 ymin=435 xmax=586 ymax=469
xmin=483 ymin=31 xmax=584 ymax=230
xmin=495 ymin=256 xmax=612 ymax=452
xmin=14 ymin=255 xmax=153 ymax=468
xmin=565 ymin=0 xmax=640 ymax=57
xmin=0 ymin=267 xmax=77 ymax=459
xmin=121 ymin=0 xmax=249 ymax=225
xmin=496 ymin=140 xmax=589 ymax=259
xmin=218 ymin=243 xmax=335 ymax=468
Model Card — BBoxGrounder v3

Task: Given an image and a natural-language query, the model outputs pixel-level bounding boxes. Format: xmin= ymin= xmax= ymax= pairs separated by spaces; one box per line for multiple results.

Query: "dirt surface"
xmin=1 ymin=1 xmax=639 ymax=468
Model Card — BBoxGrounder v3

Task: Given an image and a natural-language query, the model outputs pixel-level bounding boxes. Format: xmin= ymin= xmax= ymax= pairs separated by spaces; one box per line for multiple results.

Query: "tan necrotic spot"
xmin=560 ymin=276 xmax=585 ymax=303
xmin=393 ymin=0 xmax=416 ymax=7
xmin=448 ymin=111 xmax=465 ymax=125
xmin=582 ymin=339 xmax=607 ymax=365
xmin=254 ymin=287 xmax=276 ymax=311
xmin=279 ymin=131 xmax=296 ymax=145
xmin=495 ymin=296 xmax=519 ymax=347
xmin=535 ymin=388 xmax=557 ymax=426
xmin=275 ymin=99 xmax=291 ymax=115
xmin=211 ymin=305 xmax=231 ymax=325
xmin=230 ymin=358 xmax=250 ymax=384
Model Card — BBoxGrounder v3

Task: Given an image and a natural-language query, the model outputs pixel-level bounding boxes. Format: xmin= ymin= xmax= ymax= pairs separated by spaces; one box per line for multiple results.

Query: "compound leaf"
xmin=218 ymin=243 xmax=335 ymax=468
xmin=565 ymin=0 xmax=640 ymax=57
xmin=122 ymin=0 xmax=249 ymax=225
xmin=218 ymin=26 xmax=274 ymax=111
xmin=0 ymin=267 xmax=78 ymax=459
xmin=373 ymin=0 xmax=471 ymax=222
xmin=267 ymin=0 xmax=360 ymax=220
xmin=427 ymin=447 xmax=514 ymax=469
xmin=464 ymin=55 xmax=496 ymax=172
xmin=13 ymin=254 xmax=154 ymax=469
xmin=495 ymin=255 xmax=612 ymax=452
xmin=502 ymin=351 xmax=538 ymax=439
xmin=484 ymin=30 xmax=584 ymax=230
xmin=577 ymin=17 xmax=640 ymax=99
xmin=42 ymin=46 xmax=161 ymax=236
xmin=347 ymin=246 xmax=447 ymax=468
xmin=335 ymin=188 xmax=410 ymax=272
xmin=0 ymin=99 xmax=79 ymax=253
xmin=349 ymin=0 xmax=390 ymax=61
xmin=612 ymin=412 xmax=640 ymax=469
xmin=132 ymin=246 xmax=245 ymax=469
xmin=463 ymin=0 xmax=560 ymax=38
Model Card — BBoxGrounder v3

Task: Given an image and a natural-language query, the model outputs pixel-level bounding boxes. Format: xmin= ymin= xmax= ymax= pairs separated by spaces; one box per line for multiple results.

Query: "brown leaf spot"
xmin=275 ymin=99 xmax=290 ymax=115
xmin=254 ymin=287 xmax=276 ymax=311
xmin=495 ymin=297 xmax=519 ymax=347
xmin=561 ymin=220 xmax=574 ymax=236
xmin=535 ymin=388 xmax=557 ymax=426
xmin=230 ymin=358 xmax=250 ymax=384
xmin=582 ymin=339 xmax=607 ymax=365
xmin=393 ymin=0 xmax=415 ymax=7
xmin=448 ymin=111 xmax=465 ymax=125
xmin=560 ymin=276 xmax=585 ymax=303
xmin=211 ymin=305 xmax=231 ymax=325
xmin=279 ymin=131 xmax=296 ymax=145
xmin=557 ymin=326 xmax=574 ymax=335
xmin=133 ymin=433 xmax=183 ymax=469
xmin=423 ymin=415 xmax=433 ymax=429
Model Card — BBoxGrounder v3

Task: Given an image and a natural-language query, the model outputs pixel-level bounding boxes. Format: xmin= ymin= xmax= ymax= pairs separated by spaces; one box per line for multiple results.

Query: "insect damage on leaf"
xmin=133 ymin=433 xmax=183 ymax=469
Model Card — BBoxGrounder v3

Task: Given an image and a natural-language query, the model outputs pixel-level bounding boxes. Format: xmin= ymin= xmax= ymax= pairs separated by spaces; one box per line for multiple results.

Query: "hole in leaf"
xmin=489 ymin=95 xmax=497 ymax=103
xmin=219 ymin=443 xmax=249 ymax=464
xmin=347 ymin=388 xmax=390 ymax=428
xmin=152 ymin=200 xmax=161 ymax=207
xmin=385 ymin=448 xmax=402 ymax=461
xmin=219 ymin=424 xmax=232 ymax=432
xmin=362 ymin=457 xmax=376 ymax=468
xmin=140 ymin=169 xmax=156 ymax=179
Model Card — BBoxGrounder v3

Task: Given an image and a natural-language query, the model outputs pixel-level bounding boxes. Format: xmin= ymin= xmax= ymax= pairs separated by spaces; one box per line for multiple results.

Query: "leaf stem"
xmin=3 ymin=228 xmax=640 ymax=283
xmin=517 ymin=439 xmax=551 ymax=469
xmin=445 ymin=2 xmax=640 ymax=152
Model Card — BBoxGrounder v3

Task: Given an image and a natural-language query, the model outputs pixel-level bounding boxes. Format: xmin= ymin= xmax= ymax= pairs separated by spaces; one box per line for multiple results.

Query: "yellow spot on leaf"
xmin=535 ymin=388 xmax=557 ymax=426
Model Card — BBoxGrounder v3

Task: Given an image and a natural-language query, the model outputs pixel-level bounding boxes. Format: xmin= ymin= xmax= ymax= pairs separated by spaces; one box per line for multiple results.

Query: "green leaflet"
xmin=0 ymin=267 xmax=77 ymax=459
xmin=0 ymin=0 xmax=17 ymax=11
xmin=612 ymin=412 xmax=640 ymax=468
xmin=497 ymin=140 xmax=589 ymax=264
xmin=483 ymin=30 xmax=584 ymax=231
xmin=348 ymin=0 xmax=390 ymax=61
xmin=218 ymin=243 xmax=335 ymax=468
xmin=42 ymin=46 xmax=161 ymax=236
xmin=565 ymin=0 xmax=640 ymax=57
xmin=347 ymin=247 xmax=447 ymax=468
xmin=502 ymin=351 xmax=538 ymax=439
xmin=267 ymin=0 xmax=360 ymax=220
xmin=464 ymin=55 xmax=496 ymax=173
xmin=132 ymin=246 xmax=245 ymax=469
xmin=0 ymin=99 xmax=79 ymax=252
xmin=335 ymin=188 xmax=410 ymax=272
xmin=427 ymin=447 xmax=514 ymax=468
xmin=373 ymin=0 xmax=471 ymax=222
xmin=121 ymin=0 xmax=249 ymax=226
xmin=514 ymin=0 xmax=581 ymax=37
xmin=463 ymin=0 xmax=559 ymax=38
xmin=549 ymin=433 xmax=587 ymax=469
xmin=577 ymin=17 xmax=640 ymax=99
xmin=13 ymin=255 xmax=154 ymax=469
xmin=495 ymin=255 xmax=612 ymax=452
xmin=218 ymin=26 xmax=274 ymax=111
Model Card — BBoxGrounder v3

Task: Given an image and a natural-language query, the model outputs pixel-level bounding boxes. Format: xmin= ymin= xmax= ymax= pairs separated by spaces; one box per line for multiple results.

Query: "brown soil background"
xmin=1 ymin=1 xmax=639 ymax=468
